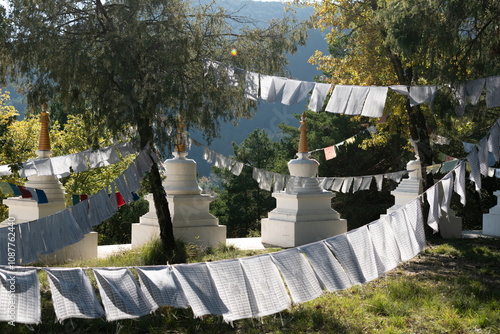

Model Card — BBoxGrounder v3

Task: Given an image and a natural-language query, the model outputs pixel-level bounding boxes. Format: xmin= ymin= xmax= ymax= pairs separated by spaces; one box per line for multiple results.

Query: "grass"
xmin=2 ymin=236 xmax=499 ymax=333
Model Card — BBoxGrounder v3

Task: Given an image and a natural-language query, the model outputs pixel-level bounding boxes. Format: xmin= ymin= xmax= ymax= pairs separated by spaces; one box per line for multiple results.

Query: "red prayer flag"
xmin=445 ymin=155 xmax=454 ymax=162
xmin=80 ymin=194 xmax=88 ymax=201
xmin=324 ymin=145 xmax=337 ymax=160
xmin=116 ymin=193 xmax=125 ymax=207
xmin=17 ymin=186 xmax=33 ymax=198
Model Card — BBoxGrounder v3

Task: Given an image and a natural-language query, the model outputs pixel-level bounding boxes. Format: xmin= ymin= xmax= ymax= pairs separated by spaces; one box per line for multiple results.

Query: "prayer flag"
xmin=324 ymin=145 xmax=336 ymax=160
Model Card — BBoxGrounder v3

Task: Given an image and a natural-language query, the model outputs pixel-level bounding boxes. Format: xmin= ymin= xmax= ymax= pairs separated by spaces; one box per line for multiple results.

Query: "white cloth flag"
xmin=488 ymin=123 xmax=500 ymax=162
xmin=425 ymin=184 xmax=440 ymax=233
xmin=465 ymin=78 xmax=486 ymax=105
xmin=344 ymin=86 xmax=369 ymax=115
xmin=115 ymin=142 xmax=135 ymax=156
xmin=478 ymin=137 xmax=489 ymax=176
xmin=308 ymin=83 xmax=332 ymax=112
xmin=109 ymin=183 xmax=118 ymax=212
xmin=403 ymin=198 xmax=427 ymax=253
xmin=261 ymin=76 xmax=287 ymax=103
xmin=352 ymin=177 xmax=363 ymax=193
xmin=18 ymin=222 xmax=45 ymax=264
xmin=281 ymin=79 xmax=301 ymax=105
xmin=298 ymin=241 xmax=352 ymax=291
xmin=325 ymin=233 xmax=365 ymax=285
xmin=85 ymin=150 xmax=104 ymax=169
xmin=39 ymin=216 xmax=58 ymax=255
xmin=124 ymin=166 xmax=141 ymax=193
xmin=50 ymin=155 xmax=72 ymax=178
xmin=44 ymin=268 xmax=105 ymax=322
xmin=326 ymin=85 xmax=352 ymax=114
xmin=71 ymin=199 xmax=92 ymax=234
xmin=409 ymin=85 xmax=437 ymax=107
xmin=486 ymin=75 xmax=500 ymax=108
xmin=68 ymin=152 xmax=89 ymax=173
xmin=454 ymin=84 xmax=467 ymax=116
xmin=454 ymin=161 xmax=466 ymax=206
xmin=346 ymin=226 xmax=380 ymax=283
xmin=172 ymin=263 xmax=227 ymax=318
xmin=230 ymin=161 xmax=244 ymax=176
xmin=207 ymin=259 xmax=254 ymax=323
xmin=33 ymin=157 xmax=54 ymax=176
xmin=368 ymin=218 xmax=401 ymax=274
xmin=273 ymin=173 xmax=286 ymax=192
xmin=271 ymin=249 xmax=323 ymax=304
xmin=389 ymin=85 xmax=409 ymax=95
xmin=0 ymin=164 xmax=12 ymax=176
xmin=374 ymin=174 xmax=384 ymax=191
xmin=0 ymin=268 xmax=41 ymax=324
xmin=467 ymin=148 xmax=482 ymax=192
xmin=389 ymin=208 xmax=416 ymax=262
xmin=115 ymin=174 xmax=133 ymax=203
xmin=135 ymin=266 xmax=189 ymax=309
xmin=239 ymin=254 xmax=291 ymax=318
xmin=440 ymin=172 xmax=454 ymax=217
xmin=331 ymin=177 xmax=344 ymax=192
xmin=93 ymin=268 xmax=155 ymax=321
xmin=359 ymin=176 xmax=373 ymax=191
xmin=244 ymin=71 xmax=259 ymax=101
xmin=341 ymin=177 xmax=353 ymax=193
xmin=361 ymin=86 xmax=389 ymax=118
xmin=100 ymin=146 xmax=120 ymax=165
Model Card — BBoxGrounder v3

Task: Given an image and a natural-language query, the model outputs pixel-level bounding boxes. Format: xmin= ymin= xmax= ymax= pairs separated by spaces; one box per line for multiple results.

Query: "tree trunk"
xmin=149 ymin=162 xmax=176 ymax=252
xmin=138 ymin=119 xmax=176 ymax=253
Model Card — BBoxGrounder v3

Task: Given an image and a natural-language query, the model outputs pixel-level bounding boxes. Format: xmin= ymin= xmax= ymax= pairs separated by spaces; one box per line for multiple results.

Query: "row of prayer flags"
xmin=0 ymin=147 xmax=156 ymax=266
xmin=204 ymin=59 xmax=500 ymax=117
xmin=0 ymin=194 xmax=429 ymax=324
xmin=0 ymin=142 xmax=135 ymax=178
xmin=0 ymin=182 xmax=48 ymax=204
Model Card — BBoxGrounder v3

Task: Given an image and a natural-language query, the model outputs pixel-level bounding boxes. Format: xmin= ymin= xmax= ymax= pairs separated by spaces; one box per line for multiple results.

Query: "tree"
xmin=1 ymin=0 xmax=308 ymax=252
xmin=211 ymin=129 xmax=279 ymax=237
xmin=307 ymin=0 xmax=500 ymax=194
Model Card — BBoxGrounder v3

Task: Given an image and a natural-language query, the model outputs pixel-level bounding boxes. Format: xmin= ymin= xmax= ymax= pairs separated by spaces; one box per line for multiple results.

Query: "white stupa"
xmin=1 ymin=103 xmax=98 ymax=264
xmin=132 ymin=119 xmax=226 ymax=248
xmin=261 ymin=112 xmax=347 ymax=248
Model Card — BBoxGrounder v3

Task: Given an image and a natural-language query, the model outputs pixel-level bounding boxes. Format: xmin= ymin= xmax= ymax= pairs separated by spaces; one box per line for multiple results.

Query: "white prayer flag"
xmin=172 ymin=262 xmax=227 ymax=318
xmin=239 ymin=254 xmax=291 ymax=318
xmin=93 ymin=268 xmax=155 ymax=321
xmin=308 ymin=83 xmax=332 ymax=112
xmin=135 ymin=266 xmax=189 ymax=310
xmin=271 ymin=248 xmax=323 ymax=304
xmin=45 ymin=268 xmax=105 ymax=322
xmin=362 ymin=86 xmax=389 ymax=118
xmin=207 ymin=259 xmax=254 ymax=323
xmin=368 ymin=218 xmax=401 ymax=274
xmin=0 ymin=268 xmax=41 ymax=324
xmin=298 ymin=241 xmax=352 ymax=291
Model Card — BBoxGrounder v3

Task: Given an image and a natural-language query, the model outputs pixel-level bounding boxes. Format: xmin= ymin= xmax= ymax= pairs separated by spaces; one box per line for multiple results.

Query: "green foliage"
xmin=211 ymin=129 xmax=279 ymax=237
xmin=93 ymin=198 xmax=148 ymax=245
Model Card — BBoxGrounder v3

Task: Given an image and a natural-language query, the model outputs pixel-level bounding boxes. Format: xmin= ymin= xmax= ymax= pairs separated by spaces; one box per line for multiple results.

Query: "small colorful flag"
xmin=324 ymin=145 xmax=337 ymax=160
xmin=17 ymin=185 xmax=33 ymax=198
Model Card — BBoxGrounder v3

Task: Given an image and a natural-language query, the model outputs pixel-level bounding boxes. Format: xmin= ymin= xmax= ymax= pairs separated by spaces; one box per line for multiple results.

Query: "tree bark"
xmin=149 ymin=162 xmax=176 ymax=252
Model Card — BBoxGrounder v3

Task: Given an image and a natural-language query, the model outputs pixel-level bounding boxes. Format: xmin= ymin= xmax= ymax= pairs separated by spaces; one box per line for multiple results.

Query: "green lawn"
xmin=2 ymin=237 xmax=499 ymax=333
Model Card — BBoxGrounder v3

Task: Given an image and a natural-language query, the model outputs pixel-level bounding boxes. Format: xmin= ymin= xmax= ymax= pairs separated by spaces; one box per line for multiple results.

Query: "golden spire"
xmin=174 ymin=116 xmax=186 ymax=153
xmin=38 ymin=103 xmax=51 ymax=151
xmin=298 ymin=111 xmax=308 ymax=153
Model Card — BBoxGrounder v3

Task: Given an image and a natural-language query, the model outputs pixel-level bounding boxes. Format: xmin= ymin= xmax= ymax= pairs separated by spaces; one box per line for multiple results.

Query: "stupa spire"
xmin=174 ymin=116 xmax=186 ymax=153
xmin=37 ymin=103 xmax=51 ymax=157
xmin=298 ymin=111 xmax=308 ymax=154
